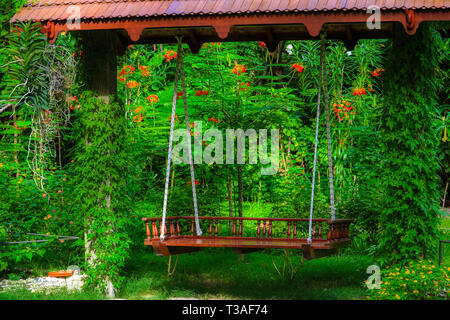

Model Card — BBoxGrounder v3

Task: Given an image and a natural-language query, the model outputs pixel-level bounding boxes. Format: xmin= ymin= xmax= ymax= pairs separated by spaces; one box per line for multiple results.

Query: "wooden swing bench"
xmin=143 ymin=216 xmax=352 ymax=260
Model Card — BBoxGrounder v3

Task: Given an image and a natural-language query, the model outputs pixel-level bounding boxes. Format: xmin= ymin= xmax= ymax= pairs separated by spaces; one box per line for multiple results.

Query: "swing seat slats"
xmin=143 ymin=216 xmax=352 ymax=259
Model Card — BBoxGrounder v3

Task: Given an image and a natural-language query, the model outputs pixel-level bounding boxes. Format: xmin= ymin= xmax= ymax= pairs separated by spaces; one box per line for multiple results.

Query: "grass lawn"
xmin=117 ymin=250 xmax=373 ymax=300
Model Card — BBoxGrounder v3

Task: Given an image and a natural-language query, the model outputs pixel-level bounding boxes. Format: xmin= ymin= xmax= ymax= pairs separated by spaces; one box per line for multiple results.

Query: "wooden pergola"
xmin=11 ymin=0 xmax=450 ymax=258
xmin=12 ymin=1 xmax=450 ymax=51
xmin=11 ymin=1 xmax=450 ymax=96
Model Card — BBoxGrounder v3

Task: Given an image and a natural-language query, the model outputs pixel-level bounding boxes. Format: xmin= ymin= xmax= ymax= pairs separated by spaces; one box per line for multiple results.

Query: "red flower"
xmin=352 ymin=87 xmax=367 ymax=96
xmin=240 ymin=82 xmax=251 ymax=91
xmin=196 ymin=90 xmax=209 ymax=96
xmin=146 ymin=94 xmax=159 ymax=104
xmin=371 ymin=68 xmax=385 ymax=77
xmin=187 ymin=180 xmax=200 ymax=186
xmin=120 ymin=65 xmax=135 ymax=76
xmin=133 ymin=114 xmax=143 ymax=123
xmin=332 ymin=100 xmax=355 ymax=122
xmin=127 ymin=80 xmax=139 ymax=89
xmin=140 ymin=65 xmax=150 ymax=77
xmin=208 ymin=117 xmax=220 ymax=124
xmin=291 ymin=63 xmax=305 ymax=73
xmin=258 ymin=41 xmax=267 ymax=48
xmin=164 ymin=50 xmax=178 ymax=62
xmin=232 ymin=64 xmax=246 ymax=76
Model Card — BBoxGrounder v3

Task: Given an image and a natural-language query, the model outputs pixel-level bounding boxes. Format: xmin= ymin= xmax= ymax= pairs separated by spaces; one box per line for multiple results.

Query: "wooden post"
xmin=268 ymin=221 xmax=272 ymax=238
xmin=145 ymin=222 xmax=151 ymax=240
xmin=81 ymin=30 xmax=118 ymax=299
xmin=152 ymin=221 xmax=158 ymax=239
xmin=81 ymin=31 xmax=118 ymax=101
xmin=257 ymin=220 xmax=260 ymax=238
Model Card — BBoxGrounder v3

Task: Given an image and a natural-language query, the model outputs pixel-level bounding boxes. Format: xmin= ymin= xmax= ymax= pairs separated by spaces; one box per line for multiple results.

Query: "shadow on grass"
xmin=119 ymin=248 xmax=373 ymax=300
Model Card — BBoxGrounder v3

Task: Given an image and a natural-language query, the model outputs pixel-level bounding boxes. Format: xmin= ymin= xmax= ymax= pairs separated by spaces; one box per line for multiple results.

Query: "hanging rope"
xmin=307 ymin=35 xmax=323 ymax=244
xmin=321 ymin=32 xmax=336 ymax=221
xmin=308 ymin=32 xmax=337 ymax=242
xmin=178 ymin=36 xmax=202 ymax=236
xmin=160 ymin=36 xmax=202 ymax=240
xmin=160 ymin=38 xmax=182 ymax=240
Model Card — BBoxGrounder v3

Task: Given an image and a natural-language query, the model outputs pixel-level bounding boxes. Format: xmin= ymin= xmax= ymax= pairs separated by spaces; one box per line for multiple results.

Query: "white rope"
xmin=308 ymin=33 xmax=336 ymax=244
xmin=307 ymin=44 xmax=322 ymax=244
xmin=178 ymin=36 xmax=202 ymax=236
xmin=160 ymin=38 xmax=182 ymax=240
xmin=321 ymin=32 xmax=336 ymax=221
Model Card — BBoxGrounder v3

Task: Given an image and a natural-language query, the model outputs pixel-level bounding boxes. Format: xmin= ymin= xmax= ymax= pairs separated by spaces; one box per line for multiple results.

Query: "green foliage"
xmin=71 ymin=92 xmax=130 ymax=293
xmin=0 ymin=21 xmax=80 ymax=275
xmin=1 ymin=21 xmax=48 ymax=109
xmin=366 ymin=260 xmax=450 ymax=300
xmin=378 ymin=23 xmax=442 ymax=263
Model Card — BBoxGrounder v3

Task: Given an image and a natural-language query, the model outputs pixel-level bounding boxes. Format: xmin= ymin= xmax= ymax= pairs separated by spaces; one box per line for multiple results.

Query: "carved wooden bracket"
xmin=43 ymin=21 xmax=58 ymax=43
xmin=213 ymin=24 xmax=231 ymax=39
xmin=126 ymin=27 xmax=144 ymax=42
xmin=304 ymin=20 xmax=323 ymax=38
xmin=403 ymin=9 xmax=420 ymax=35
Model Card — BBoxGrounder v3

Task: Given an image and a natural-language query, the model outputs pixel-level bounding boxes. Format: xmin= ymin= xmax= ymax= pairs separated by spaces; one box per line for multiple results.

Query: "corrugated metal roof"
xmin=12 ymin=0 xmax=450 ymax=22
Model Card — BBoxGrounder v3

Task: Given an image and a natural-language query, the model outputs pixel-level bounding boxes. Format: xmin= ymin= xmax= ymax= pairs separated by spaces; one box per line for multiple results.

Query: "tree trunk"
xmin=81 ymin=30 xmax=118 ymax=298
xmin=228 ymin=172 xmax=233 ymax=218
xmin=12 ymin=104 xmax=19 ymax=178
xmin=237 ymin=166 xmax=243 ymax=217
xmin=443 ymin=179 xmax=449 ymax=209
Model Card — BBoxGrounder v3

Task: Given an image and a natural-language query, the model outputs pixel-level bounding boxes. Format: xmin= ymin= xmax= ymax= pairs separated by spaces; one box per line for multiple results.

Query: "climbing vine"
xmin=71 ymin=92 xmax=130 ymax=295
xmin=378 ymin=23 xmax=442 ymax=264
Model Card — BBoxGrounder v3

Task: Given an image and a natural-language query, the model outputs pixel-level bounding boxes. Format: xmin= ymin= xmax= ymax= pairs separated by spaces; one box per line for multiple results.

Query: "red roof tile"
xmin=12 ymin=0 xmax=450 ymax=22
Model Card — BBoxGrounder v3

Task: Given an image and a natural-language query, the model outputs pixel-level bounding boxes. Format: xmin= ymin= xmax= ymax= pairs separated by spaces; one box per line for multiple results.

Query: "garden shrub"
xmin=378 ymin=23 xmax=442 ymax=263
xmin=71 ymin=92 xmax=130 ymax=295
xmin=366 ymin=260 xmax=450 ymax=300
